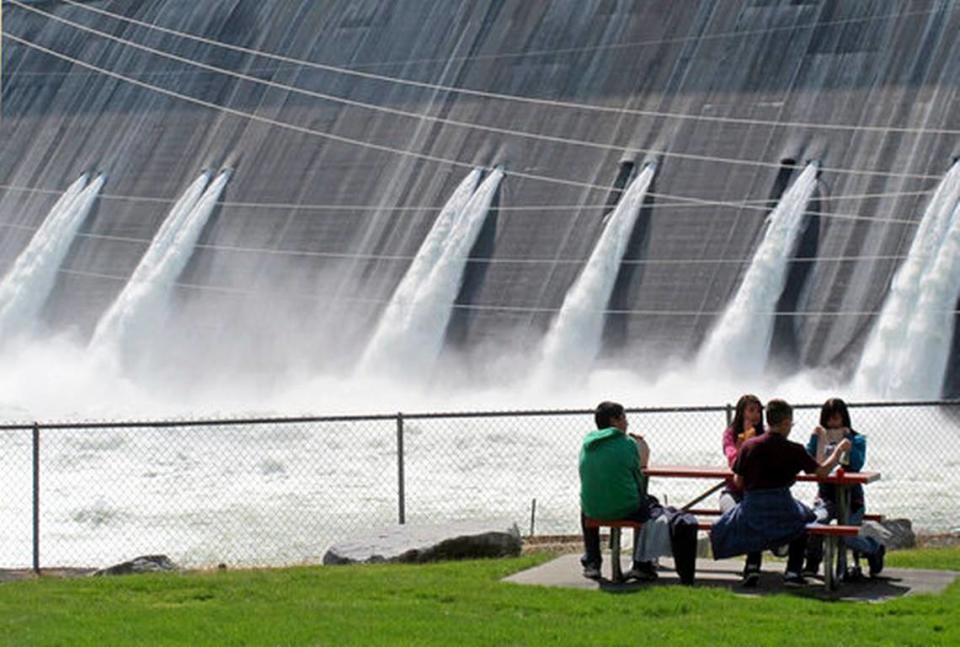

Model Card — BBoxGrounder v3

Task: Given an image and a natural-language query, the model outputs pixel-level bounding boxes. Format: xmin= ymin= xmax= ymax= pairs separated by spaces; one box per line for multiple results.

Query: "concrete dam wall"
xmin=2 ymin=0 xmax=960 ymax=399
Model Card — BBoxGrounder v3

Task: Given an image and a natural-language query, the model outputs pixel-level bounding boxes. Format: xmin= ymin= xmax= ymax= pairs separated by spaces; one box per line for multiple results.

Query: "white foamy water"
xmin=358 ymin=169 xmax=482 ymax=375
xmin=696 ymin=163 xmax=819 ymax=378
xmin=537 ymin=164 xmax=655 ymax=381
xmin=855 ymin=162 xmax=960 ymax=396
xmin=0 ymin=400 xmax=954 ymax=569
xmin=89 ymin=172 xmax=227 ymax=361
xmin=0 ymin=175 xmax=103 ymax=341
xmin=359 ymin=168 xmax=502 ymax=379
xmin=0 ymin=321 xmax=956 ymax=569
xmin=889 ymin=200 xmax=960 ymax=398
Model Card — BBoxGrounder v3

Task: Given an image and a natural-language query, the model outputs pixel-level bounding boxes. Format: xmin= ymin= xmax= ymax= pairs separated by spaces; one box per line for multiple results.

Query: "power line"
xmin=0 ymin=33 xmax=937 ymax=225
xmin=0 ymin=33 xmax=605 ymax=195
xmin=346 ymin=6 xmax=945 ymax=71
xmin=44 ymin=1 xmax=940 ymax=73
xmin=6 ymin=4 xmax=947 ymax=184
xmin=0 ymin=178 xmax=934 ymax=219
xmin=54 ymin=264 xmax=960 ymax=318
xmin=0 ymin=218 xmax=924 ymax=266
xmin=46 ymin=0 xmax=960 ymax=138
xmin=7 ymin=62 xmax=298 ymax=79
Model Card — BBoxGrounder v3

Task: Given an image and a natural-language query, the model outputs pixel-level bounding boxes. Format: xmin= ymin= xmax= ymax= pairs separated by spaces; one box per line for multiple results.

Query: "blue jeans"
xmin=805 ymin=500 xmax=881 ymax=571
xmin=719 ymin=489 xmax=762 ymax=572
xmin=811 ymin=500 xmax=881 ymax=555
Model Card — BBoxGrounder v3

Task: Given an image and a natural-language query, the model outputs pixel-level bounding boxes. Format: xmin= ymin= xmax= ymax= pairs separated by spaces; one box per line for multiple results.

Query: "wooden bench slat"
xmin=805 ymin=524 xmax=861 ymax=536
xmin=693 ymin=522 xmax=861 ymax=536
xmin=687 ymin=509 xmax=885 ymax=523
xmin=643 ymin=466 xmax=881 ymax=485
xmin=583 ymin=518 xmax=644 ymax=529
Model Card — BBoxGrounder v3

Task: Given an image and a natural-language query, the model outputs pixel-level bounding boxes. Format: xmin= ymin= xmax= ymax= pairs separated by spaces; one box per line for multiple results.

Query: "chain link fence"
xmin=1 ymin=401 xmax=958 ymax=570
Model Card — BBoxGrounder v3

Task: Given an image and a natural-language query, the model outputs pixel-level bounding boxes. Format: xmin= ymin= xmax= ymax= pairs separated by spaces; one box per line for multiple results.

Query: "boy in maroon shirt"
xmin=711 ymin=399 xmax=849 ymax=586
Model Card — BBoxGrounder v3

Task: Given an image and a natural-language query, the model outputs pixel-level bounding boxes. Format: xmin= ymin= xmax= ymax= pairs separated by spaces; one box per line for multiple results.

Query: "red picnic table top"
xmin=643 ymin=465 xmax=881 ymax=485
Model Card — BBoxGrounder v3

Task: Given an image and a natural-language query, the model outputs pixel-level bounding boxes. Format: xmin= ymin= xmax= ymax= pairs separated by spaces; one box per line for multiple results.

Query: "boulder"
xmin=323 ymin=521 xmax=522 ymax=565
xmin=93 ymin=554 xmax=179 ymax=576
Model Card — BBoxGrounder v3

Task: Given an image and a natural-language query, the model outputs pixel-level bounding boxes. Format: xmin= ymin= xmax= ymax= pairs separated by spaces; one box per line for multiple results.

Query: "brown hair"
xmin=765 ymin=399 xmax=793 ymax=428
xmin=731 ymin=394 xmax=763 ymax=436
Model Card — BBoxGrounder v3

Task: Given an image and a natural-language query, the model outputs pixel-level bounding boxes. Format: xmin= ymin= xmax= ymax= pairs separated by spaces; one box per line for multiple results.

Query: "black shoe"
xmin=842 ymin=565 xmax=863 ymax=582
xmin=867 ymin=545 xmax=886 ymax=577
xmin=802 ymin=561 xmax=820 ymax=578
xmin=783 ymin=572 xmax=807 ymax=587
xmin=625 ymin=562 xmax=658 ymax=582
xmin=741 ymin=567 xmax=761 ymax=588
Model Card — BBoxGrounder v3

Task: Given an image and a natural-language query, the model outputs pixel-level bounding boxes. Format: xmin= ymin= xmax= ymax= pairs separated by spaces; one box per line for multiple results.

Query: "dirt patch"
xmin=916 ymin=533 xmax=960 ymax=548
xmin=0 ymin=567 xmax=95 ymax=583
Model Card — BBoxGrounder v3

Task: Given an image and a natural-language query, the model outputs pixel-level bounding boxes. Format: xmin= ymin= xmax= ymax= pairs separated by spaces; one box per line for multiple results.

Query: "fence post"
xmin=396 ymin=412 xmax=405 ymax=525
xmin=32 ymin=422 xmax=40 ymax=575
xmin=724 ymin=403 xmax=733 ymax=427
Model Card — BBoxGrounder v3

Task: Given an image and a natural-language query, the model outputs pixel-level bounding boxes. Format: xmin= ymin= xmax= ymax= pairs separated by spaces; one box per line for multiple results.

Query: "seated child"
xmin=719 ymin=394 xmax=765 ymax=586
xmin=711 ymin=398 xmax=849 ymax=587
xmin=803 ymin=397 xmax=885 ymax=578
xmin=580 ymin=401 xmax=697 ymax=585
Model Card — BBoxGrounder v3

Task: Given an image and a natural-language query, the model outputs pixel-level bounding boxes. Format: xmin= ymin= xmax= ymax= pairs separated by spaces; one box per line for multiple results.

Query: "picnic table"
xmin=643 ymin=465 xmax=882 ymax=590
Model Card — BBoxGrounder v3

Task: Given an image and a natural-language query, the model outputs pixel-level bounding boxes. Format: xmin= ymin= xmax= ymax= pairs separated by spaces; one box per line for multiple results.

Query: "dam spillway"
xmin=90 ymin=171 xmax=230 ymax=365
xmin=696 ymin=163 xmax=819 ymax=380
xmin=538 ymin=164 xmax=655 ymax=382
xmin=2 ymin=1 xmax=960 ymax=412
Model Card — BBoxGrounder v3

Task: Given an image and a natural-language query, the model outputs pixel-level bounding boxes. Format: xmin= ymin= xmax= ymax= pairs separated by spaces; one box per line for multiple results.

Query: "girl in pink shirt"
xmin=720 ymin=394 xmax=764 ymax=586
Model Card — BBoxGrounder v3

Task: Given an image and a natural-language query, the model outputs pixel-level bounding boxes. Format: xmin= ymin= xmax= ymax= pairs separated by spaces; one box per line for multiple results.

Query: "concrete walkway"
xmin=504 ymin=554 xmax=958 ymax=601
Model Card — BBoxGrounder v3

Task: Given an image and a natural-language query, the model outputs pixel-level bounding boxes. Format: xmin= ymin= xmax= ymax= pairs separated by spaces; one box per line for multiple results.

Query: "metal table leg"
xmin=823 ymin=535 xmax=837 ymax=591
xmin=610 ymin=527 xmax=623 ymax=582
xmin=837 ymin=485 xmax=849 ymax=580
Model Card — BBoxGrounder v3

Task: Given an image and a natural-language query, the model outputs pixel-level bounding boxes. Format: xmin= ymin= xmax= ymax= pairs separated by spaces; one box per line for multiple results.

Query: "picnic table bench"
xmin=640 ymin=465 xmax=882 ymax=591
xmin=583 ymin=515 xmax=863 ymax=588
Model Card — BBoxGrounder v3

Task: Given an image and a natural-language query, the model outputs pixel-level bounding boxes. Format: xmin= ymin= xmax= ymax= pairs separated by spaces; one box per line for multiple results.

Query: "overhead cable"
xmin=7 ymin=3 xmax=948 ymax=184
xmin=0 ymin=218 xmax=926 ymax=266
xmin=48 ymin=0 xmax=960 ymax=137
xmin=54 ymin=265 xmax=960 ymax=318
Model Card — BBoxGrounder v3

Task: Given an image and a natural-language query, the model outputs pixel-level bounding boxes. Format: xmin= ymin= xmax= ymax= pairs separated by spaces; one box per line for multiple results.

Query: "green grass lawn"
xmin=0 ymin=548 xmax=957 ymax=646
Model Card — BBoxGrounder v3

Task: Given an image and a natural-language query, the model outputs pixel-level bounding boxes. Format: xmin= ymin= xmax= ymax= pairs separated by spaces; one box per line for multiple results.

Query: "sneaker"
xmin=582 ymin=564 xmax=602 ymax=580
xmin=783 ymin=572 xmax=807 ymax=587
xmin=741 ymin=567 xmax=761 ymax=588
xmin=625 ymin=562 xmax=659 ymax=582
xmin=867 ymin=545 xmax=886 ymax=577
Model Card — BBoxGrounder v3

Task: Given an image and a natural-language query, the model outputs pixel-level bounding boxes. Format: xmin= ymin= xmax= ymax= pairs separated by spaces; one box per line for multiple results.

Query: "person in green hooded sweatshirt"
xmin=579 ymin=401 xmax=657 ymax=581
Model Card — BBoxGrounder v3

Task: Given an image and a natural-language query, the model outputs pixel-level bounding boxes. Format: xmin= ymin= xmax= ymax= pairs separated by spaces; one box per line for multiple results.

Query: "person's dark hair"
xmin=595 ymin=401 xmax=625 ymax=429
xmin=766 ymin=399 xmax=793 ymax=428
xmin=820 ymin=397 xmax=852 ymax=429
xmin=731 ymin=394 xmax=763 ymax=435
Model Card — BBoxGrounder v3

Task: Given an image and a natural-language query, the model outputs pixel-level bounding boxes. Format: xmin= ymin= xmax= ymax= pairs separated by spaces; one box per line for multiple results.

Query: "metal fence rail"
xmin=1 ymin=400 xmax=958 ymax=571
